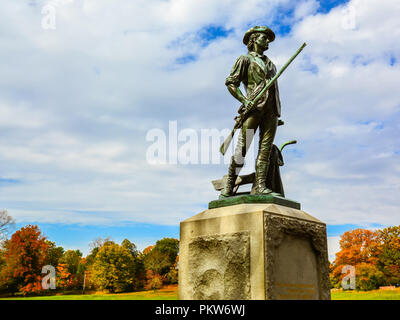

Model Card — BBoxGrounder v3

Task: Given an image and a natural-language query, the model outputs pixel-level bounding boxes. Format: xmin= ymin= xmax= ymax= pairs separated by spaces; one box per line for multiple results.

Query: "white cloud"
xmin=0 ymin=0 xmax=399 ymax=232
xmin=0 ymin=101 xmax=50 ymax=129
xmin=327 ymin=236 xmax=341 ymax=262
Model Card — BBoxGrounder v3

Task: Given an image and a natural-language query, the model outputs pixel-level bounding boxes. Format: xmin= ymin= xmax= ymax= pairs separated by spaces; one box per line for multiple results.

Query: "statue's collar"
xmin=249 ymin=51 xmax=267 ymax=61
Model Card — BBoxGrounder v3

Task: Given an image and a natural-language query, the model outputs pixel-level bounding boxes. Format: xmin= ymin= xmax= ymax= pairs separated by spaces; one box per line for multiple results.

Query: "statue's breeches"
xmin=232 ymin=109 xmax=278 ymax=169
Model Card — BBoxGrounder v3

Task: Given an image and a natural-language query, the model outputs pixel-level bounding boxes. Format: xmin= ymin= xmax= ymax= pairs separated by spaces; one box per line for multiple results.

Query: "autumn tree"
xmin=166 ymin=255 xmax=179 ymax=284
xmin=121 ymin=239 xmax=145 ymax=288
xmin=45 ymin=241 xmax=64 ymax=267
xmin=0 ymin=225 xmax=49 ymax=295
xmin=355 ymin=262 xmax=385 ymax=291
xmin=154 ymin=238 xmax=179 ymax=266
xmin=377 ymin=226 xmax=400 ymax=286
xmin=59 ymin=250 xmax=83 ymax=275
xmin=54 ymin=249 xmax=84 ymax=290
xmin=121 ymin=239 xmax=138 ymax=258
xmin=143 ymin=245 xmax=155 ymax=255
xmin=0 ymin=248 xmax=5 ymax=270
xmin=86 ymin=237 xmax=113 ymax=267
xmin=0 ymin=240 xmax=7 ymax=273
xmin=144 ymin=270 xmax=163 ymax=291
xmin=334 ymin=229 xmax=380 ymax=266
xmin=0 ymin=242 xmax=8 ymax=294
xmin=143 ymin=249 xmax=171 ymax=275
xmin=91 ymin=242 xmax=135 ymax=293
xmin=330 ymin=228 xmax=382 ymax=290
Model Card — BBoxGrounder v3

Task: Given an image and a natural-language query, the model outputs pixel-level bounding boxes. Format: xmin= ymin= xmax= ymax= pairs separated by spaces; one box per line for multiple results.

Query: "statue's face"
xmin=255 ymin=33 xmax=269 ymax=51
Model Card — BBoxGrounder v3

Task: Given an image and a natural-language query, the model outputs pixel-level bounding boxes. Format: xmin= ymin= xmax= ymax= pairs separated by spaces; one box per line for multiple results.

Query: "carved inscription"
xmin=276 ymin=282 xmax=316 ymax=300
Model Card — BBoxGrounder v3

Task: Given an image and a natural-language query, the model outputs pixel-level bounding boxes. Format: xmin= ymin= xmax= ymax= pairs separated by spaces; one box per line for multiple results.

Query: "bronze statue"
xmin=213 ymin=140 xmax=297 ymax=197
xmin=219 ymin=26 xmax=305 ymax=198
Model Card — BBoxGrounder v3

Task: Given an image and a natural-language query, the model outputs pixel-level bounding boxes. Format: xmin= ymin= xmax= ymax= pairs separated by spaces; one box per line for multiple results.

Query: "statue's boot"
xmin=254 ymin=160 xmax=273 ymax=195
xmin=220 ymin=158 xmax=241 ymax=197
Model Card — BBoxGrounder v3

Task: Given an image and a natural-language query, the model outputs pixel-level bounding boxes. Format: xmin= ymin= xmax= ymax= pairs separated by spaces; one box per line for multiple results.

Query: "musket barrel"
xmin=253 ymin=42 xmax=306 ymax=105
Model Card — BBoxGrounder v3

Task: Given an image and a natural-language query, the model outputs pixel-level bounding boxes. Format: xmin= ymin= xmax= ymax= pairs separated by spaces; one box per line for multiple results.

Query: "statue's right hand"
xmin=243 ymin=99 xmax=254 ymax=112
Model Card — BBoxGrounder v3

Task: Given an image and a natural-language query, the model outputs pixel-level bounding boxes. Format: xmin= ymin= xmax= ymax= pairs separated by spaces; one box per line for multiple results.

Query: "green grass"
xmin=0 ymin=293 xmax=178 ymax=300
xmin=0 ymin=286 xmax=179 ymax=300
xmin=2 ymin=286 xmax=400 ymax=300
xmin=331 ymin=288 xmax=400 ymax=300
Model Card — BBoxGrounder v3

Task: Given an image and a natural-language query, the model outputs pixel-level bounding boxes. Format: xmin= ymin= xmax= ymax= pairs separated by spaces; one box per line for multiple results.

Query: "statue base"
xmin=178 ymin=201 xmax=331 ymax=300
xmin=210 ymin=193 xmax=301 ymax=210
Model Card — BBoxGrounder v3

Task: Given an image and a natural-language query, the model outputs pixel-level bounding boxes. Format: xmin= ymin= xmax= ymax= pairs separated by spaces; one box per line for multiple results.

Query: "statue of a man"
xmin=221 ymin=26 xmax=282 ymax=197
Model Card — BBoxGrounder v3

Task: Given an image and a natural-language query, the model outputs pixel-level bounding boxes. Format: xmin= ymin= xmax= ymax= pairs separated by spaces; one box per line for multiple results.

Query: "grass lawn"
xmin=331 ymin=288 xmax=400 ymax=300
xmin=2 ymin=286 xmax=400 ymax=300
xmin=0 ymin=285 xmax=179 ymax=300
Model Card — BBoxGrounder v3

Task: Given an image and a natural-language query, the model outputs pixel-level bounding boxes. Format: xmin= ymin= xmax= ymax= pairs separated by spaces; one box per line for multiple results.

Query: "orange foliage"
xmin=1 ymin=225 xmax=49 ymax=294
xmin=334 ymin=228 xmax=381 ymax=266
xmin=173 ymin=255 xmax=179 ymax=269
xmin=144 ymin=270 xmax=164 ymax=291
xmin=143 ymin=245 xmax=155 ymax=255
xmin=56 ymin=263 xmax=83 ymax=290
xmin=331 ymin=228 xmax=382 ymax=288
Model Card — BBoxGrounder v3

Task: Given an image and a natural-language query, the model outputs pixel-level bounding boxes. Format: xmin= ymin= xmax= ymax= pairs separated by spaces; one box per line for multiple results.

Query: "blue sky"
xmin=1 ymin=0 xmax=400 ymax=261
xmin=12 ymin=222 xmax=180 ymax=255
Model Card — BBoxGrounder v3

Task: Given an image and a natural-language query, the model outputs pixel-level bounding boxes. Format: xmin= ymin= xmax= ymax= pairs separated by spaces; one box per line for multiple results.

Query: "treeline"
xmin=0 ymin=223 xmax=179 ymax=296
xmin=330 ymin=226 xmax=400 ymax=291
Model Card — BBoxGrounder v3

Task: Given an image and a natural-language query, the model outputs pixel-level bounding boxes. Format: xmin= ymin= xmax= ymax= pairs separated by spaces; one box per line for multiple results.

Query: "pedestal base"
xmin=178 ymin=202 xmax=331 ymax=300
xmin=209 ymin=194 xmax=301 ymax=210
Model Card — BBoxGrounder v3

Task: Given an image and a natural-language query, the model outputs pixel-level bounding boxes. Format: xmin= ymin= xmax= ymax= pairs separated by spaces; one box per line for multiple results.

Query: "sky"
xmin=0 ymin=0 xmax=399 ymax=261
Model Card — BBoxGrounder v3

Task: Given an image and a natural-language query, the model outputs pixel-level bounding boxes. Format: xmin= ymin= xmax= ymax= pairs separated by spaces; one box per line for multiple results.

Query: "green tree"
xmin=166 ymin=267 xmax=178 ymax=284
xmin=45 ymin=241 xmax=64 ymax=267
xmin=121 ymin=239 xmax=145 ymax=288
xmin=154 ymin=238 xmax=179 ymax=265
xmin=59 ymin=250 xmax=82 ymax=275
xmin=377 ymin=226 xmax=400 ymax=286
xmin=143 ymin=249 xmax=171 ymax=275
xmin=121 ymin=239 xmax=138 ymax=258
xmin=91 ymin=242 xmax=135 ymax=293
xmin=356 ymin=263 xmax=385 ymax=291
xmin=86 ymin=237 xmax=114 ymax=267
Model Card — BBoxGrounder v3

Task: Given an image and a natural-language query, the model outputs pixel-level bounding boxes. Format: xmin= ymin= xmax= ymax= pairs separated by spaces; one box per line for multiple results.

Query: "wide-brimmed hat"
xmin=243 ymin=26 xmax=276 ymax=45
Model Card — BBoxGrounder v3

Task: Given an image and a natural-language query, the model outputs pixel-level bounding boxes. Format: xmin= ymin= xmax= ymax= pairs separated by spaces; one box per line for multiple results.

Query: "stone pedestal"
xmin=178 ymin=196 xmax=331 ymax=300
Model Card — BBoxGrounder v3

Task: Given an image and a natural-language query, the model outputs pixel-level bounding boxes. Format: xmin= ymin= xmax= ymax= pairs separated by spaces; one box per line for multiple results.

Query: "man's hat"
xmin=243 ymin=26 xmax=276 ymax=45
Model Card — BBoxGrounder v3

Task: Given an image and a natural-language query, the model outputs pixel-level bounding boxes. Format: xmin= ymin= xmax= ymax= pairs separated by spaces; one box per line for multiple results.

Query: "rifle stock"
xmin=219 ymin=128 xmax=236 ymax=155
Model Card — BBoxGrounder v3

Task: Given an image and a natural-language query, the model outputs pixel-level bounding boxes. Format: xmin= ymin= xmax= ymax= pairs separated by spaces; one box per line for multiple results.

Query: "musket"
xmin=219 ymin=42 xmax=307 ymax=155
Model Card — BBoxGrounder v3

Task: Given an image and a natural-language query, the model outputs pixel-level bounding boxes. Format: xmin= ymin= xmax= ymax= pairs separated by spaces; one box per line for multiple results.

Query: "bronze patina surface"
xmin=208 ymin=194 xmax=301 ymax=210
xmin=219 ymin=26 xmax=305 ymax=198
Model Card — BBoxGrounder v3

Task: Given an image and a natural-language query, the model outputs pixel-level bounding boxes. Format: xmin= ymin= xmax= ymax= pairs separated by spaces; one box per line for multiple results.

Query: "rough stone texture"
xmin=179 ymin=203 xmax=266 ymax=300
xmin=188 ymin=232 xmax=250 ymax=300
xmin=178 ymin=203 xmax=330 ymax=300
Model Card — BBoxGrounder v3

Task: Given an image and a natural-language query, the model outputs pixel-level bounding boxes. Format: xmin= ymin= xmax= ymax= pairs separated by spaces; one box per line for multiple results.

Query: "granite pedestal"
xmin=178 ymin=195 xmax=331 ymax=300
